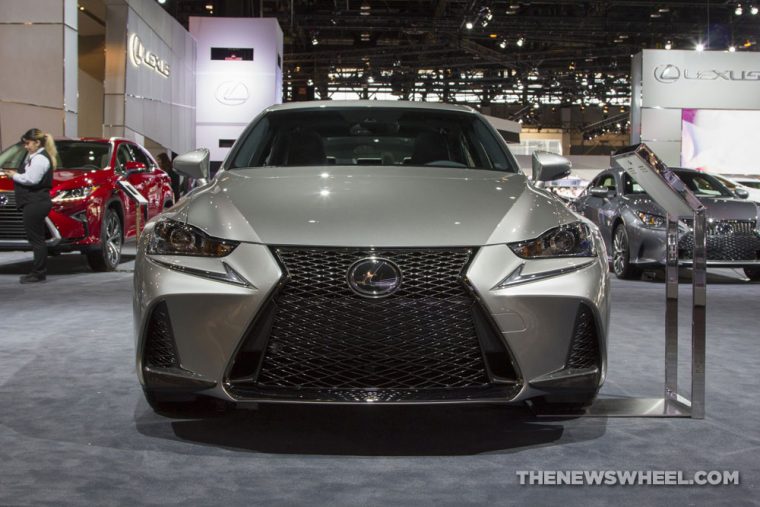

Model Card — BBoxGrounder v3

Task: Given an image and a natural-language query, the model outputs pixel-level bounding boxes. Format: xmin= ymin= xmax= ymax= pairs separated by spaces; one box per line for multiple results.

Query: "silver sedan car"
xmin=133 ymin=101 xmax=610 ymax=412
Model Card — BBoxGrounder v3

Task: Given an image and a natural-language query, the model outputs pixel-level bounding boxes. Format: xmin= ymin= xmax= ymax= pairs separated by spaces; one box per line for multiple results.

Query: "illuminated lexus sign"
xmin=654 ymin=64 xmax=760 ymax=84
xmin=128 ymin=33 xmax=171 ymax=78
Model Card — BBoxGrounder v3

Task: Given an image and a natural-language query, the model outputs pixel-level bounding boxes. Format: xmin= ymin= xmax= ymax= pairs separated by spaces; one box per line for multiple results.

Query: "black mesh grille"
xmin=144 ymin=301 xmax=179 ymax=369
xmin=254 ymin=247 xmax=490 ymax=390
xmin=0 ymin=192 xmax=26 ymax=240
xmin=567 ymin=305 xmax=600 ymax=370
xmin=678 ymin=231 xmax=760 ymax=261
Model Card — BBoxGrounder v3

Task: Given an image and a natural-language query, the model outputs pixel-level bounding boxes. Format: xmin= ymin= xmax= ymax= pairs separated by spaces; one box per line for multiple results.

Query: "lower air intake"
xmin=143 ymin=301 xmax=179 ymax=369
xmin=567 ymin=304 xmax=600 ymax=370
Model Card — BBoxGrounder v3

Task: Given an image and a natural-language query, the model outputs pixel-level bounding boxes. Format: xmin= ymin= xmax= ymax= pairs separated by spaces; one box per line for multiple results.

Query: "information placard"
xmin=611 ymin=144 xmax=703 ymax=217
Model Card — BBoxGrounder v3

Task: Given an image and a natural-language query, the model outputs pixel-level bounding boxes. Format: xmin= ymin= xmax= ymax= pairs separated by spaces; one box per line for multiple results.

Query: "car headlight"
xmin=147 ymin=219 xmax=238 ymax=257
xmin=52 ymin=185 xmax=98 ymax=203
xmin=636 ymin=211 xmax=666 ymax=228
xmin=508 ymin=222 xmax=596 ymax=259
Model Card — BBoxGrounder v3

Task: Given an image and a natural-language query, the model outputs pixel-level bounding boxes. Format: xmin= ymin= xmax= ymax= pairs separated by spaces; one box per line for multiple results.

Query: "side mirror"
xmin=589 ymin=186 xmax=612 ymax=198
xmin=173 ymin=148 xmax=210 ymax=181
xmin=124 ymin=161 xmax=147 ymax=175
xmin=532 ymin=151 xmax=572 ymax=182
xmin=735 ymin=188 xmax=749 ymax=199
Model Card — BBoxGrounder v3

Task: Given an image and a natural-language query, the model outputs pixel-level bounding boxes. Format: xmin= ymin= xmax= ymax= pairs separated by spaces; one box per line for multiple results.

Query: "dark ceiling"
xmin=162 ymin=0 xmax=759 ymax=128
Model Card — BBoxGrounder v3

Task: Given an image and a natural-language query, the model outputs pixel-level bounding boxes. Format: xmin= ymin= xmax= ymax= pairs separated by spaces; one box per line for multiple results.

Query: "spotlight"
xmin=665 ymin=40 xmax=672 ymax=50
xmin=729 ymin=45 xmax=737 ymax=52
xmin=499 ymin=40 xmax=507 ymax=49
xmin=735 ymin=4 xmax=743 ymax=15
xmin=516 ymin=37 xmax=525 ymax=47
xmin=367 ymin=75 xmax=375 ymax=83
xmin=465 ymin=21 xmax=474 ymax=30
xmin=157 ymin=0 xmax=166 ymax=4
xmin=311 ymin=35 xmax=319 ymax=46
xmin=696 ymin=42 xmax=705 ymax=51
xmin=752 ymin=5 xmax=759 ymax=14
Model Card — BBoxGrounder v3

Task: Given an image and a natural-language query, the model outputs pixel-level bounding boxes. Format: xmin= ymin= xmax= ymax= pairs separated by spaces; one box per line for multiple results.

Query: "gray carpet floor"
xmin=0 ymin=248 xmax=758 ymax=506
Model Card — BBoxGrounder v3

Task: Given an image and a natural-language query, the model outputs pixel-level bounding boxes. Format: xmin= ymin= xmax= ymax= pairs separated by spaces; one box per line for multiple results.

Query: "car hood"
xmin=177 ymin=166 xmax=577 ymax=247
xmin=626 ymin=194 xmax=759 ymax=221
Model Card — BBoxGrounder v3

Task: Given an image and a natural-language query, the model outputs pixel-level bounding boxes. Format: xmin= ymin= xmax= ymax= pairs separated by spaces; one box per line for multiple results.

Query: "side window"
xmin=127 ymin=144 xmax=151 ymax=167
xmin=623 ymin=174 xmax=646 ymax=194
xmin=0 ymin=144 xmax=27 ymax=170
xmin=599 ymin=175 xmax=616 ymax=191
xmin=115 ymin=145 xmax=133 ymax=173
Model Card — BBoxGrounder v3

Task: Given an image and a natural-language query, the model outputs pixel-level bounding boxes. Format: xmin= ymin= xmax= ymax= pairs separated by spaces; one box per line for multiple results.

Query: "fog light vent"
xmin=144 ymin=301 xmax=179 ymax=368
xmin=567 ymin=304 xmax=600 ymax=370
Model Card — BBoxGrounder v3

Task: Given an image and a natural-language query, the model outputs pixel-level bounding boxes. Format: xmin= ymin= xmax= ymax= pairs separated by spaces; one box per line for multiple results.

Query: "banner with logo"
xmin=642 ymin=50 xmax=760 ymax=109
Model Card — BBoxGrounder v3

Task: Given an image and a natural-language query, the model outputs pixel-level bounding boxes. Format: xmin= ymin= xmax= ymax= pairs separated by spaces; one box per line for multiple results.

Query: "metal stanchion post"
xmin=691 ymin=208 xmax=707 ymax=419
xmin=664 ymin=214 xmax=679 ymax=405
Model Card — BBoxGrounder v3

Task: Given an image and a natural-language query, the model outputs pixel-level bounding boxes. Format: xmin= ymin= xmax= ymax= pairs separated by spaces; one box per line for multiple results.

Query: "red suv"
xmin=0 ymin=137 xmax=174 ymax=271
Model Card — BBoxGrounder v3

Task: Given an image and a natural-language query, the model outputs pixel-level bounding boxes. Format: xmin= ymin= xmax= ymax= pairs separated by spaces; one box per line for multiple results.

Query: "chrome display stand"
xmin=538 ymin=144 xmax=707 ymax=419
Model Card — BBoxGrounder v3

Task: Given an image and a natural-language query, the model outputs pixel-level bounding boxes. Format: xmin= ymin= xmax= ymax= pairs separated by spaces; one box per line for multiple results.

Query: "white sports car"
xmin=133 ymin=101 xmax=610 ymax=411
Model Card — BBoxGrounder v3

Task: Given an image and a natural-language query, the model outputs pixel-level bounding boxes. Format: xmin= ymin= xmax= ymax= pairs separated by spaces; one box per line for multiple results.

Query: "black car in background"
xmin=573 ymin=167 xmax=760 ymax=281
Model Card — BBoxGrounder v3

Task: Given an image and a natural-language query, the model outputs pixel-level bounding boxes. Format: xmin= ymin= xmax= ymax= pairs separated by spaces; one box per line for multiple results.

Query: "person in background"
xmin=0 ymin=129 xmax=57 ymax=283
xmin=157 ymin=152 xmax=180 ymax=202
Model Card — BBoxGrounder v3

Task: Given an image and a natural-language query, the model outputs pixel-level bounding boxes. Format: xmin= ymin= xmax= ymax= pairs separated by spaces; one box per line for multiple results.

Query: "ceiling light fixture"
xmin=516 ymin=37 xmax=525 ymax=47
xmin=665 ymin=40 xmax=672 ymax=50
xmin=695 ymin=42 xmax=705 ymax=51
xmin=735 ymin=4 xmax=743 ymax=15
xmin=499 ymin=40 xmax=507 ymax=49
xmin=752 ymin=5 xmax=759 ymax=14
xmin=729 ymin=45 xmax=737 ymax=52
xmin=465 ymin=21 xmax=474 ymax=30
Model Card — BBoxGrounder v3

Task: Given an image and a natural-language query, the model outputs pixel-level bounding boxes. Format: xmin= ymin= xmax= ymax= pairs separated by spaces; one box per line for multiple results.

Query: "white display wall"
xmin=104 ymin=0 xmax=196 ymax=155
xmin=190 ymin=17 xmax=283 ymax=162
xmin=0 ymin=0 xmax=78 ymax=147
xmin=631 ymin=49 xmax=760 ymax=174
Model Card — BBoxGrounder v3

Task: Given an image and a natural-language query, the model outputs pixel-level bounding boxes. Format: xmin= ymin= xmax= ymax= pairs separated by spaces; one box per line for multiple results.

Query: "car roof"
xmin=264 ymin=100 xmax=479 ymax=115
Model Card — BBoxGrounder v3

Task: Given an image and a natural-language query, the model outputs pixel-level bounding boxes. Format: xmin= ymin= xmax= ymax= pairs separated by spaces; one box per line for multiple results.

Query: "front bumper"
xmin=133 ymin=234 xmax=610 ymax=405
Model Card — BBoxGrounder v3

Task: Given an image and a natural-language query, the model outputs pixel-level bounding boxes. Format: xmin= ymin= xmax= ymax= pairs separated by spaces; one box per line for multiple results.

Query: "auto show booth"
xmin=631 ymin=49 xmax=760 ymax=175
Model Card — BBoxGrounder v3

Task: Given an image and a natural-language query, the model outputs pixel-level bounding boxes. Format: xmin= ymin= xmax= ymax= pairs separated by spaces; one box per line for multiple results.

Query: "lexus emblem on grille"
xmin=0 ymin=194 xmax=8 ymax=207
xmin=347 ymin=257 xmax=402 ymax=298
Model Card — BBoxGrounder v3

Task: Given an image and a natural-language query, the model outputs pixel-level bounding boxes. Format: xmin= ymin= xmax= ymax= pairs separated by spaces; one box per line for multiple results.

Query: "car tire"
xmin=86 ymin=207 xmax=123 ymax=272
xmin=611 ymin=224 xmax=641 ymax=280
xmin=744 ymin=267 xmax=760 ymax=281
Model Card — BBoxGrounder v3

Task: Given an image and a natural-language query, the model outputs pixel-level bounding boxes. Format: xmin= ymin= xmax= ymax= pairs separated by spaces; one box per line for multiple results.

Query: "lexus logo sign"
xmin=215 ymin=81 xmax=250 ymax=106
xmin=653 ymin=63 xmax=760 ymax=84
xmin=654 ymin=64 xmax=681 ymax=83
xmin=128 ymin=33 xmax=170 ymax=78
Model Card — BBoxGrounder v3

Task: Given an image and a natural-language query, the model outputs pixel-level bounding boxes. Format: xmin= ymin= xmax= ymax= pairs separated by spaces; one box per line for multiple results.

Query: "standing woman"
xmin=3 ymin=129 xmax=56 ymax=283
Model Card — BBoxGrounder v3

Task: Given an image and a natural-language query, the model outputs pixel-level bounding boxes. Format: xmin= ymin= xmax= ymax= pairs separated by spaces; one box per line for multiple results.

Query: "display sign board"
xmin=611 ymin=144 xmax=703 ymax=218
xmin=641 ymin=49 xmax=760 ymax=110
xmin=116 ymin=180 xmax=148 ymax=206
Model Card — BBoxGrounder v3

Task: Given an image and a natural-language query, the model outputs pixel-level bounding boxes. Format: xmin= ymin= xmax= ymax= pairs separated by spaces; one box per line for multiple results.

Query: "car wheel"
xmin=744 ymin=267 xmax=760 ymax=281
xmin=611 ymin=224 xmax=641 ymax=280
xmin=86 ymin=207 xmax=122 ymax=272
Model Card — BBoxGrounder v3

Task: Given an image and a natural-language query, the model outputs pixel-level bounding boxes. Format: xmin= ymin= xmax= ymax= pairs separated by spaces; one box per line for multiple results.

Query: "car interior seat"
xmin=287 ymin=130 xmax=326 ymax=166
xmin=409 ymin=131 xmax=449 ymax=165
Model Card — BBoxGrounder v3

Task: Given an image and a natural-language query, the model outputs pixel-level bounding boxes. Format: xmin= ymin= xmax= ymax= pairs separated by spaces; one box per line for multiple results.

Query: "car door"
xmin=114 ymin=143 xmax=139 ymax=236
xmin=578 ymin=171 xmax=619 ymax=250
xmin=126 ymin=144 xmax=162 ymax=217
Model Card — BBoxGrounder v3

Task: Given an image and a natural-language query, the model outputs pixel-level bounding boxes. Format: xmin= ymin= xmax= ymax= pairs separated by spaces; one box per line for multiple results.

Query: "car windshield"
xmin=737 ymin=179 xmax=760 ymax=190
xmin=56 ymin=141 xmax=110 ymax=170
xmin=673 ymin=170 xmax=733 ymax=197
xmin=228 ymin=107 xmax=518 ymax=172
xmin=0 ymin=141 xmax=111 ymax=170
